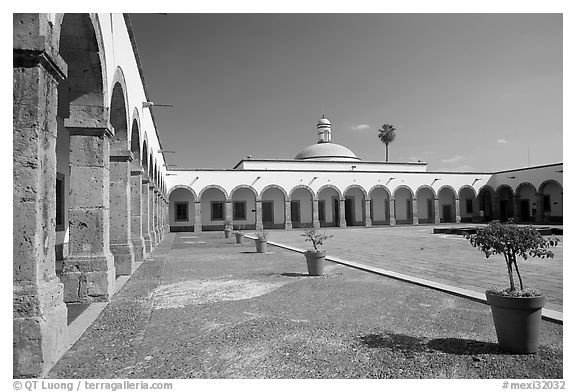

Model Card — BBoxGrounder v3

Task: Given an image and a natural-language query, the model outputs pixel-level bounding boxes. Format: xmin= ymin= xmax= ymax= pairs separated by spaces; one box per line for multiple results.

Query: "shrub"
xmin=465 ymin=219 xmax=559 ymax=295
xmin=256 ymin=229 xmax=269 ymax=240
xmin=302 ymin=226 xmax=333 ymax=252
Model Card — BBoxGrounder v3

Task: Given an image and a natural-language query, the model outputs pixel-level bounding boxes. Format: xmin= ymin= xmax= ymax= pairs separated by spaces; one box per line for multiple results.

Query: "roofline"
xmin=123 ymin=14 xmax=165 ymax=163
xmin=492 ymin=162 xmax=563 ymax=174
xmin=232 ymin=158 xmax=428 ymax=169
xmin=168 ymin=168 xmax=492 ymax=175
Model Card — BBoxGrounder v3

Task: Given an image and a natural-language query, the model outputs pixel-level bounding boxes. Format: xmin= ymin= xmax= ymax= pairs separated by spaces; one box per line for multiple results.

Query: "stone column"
xmin=339 ymin=198 xmax=347 ymax=228
xmin=434 ymin=198 xmax=440 ymax=224
xmin=255 ymin=199 xmax=263 ymax=230
xmin=155 ymin=191 xmax=162 ymax=241
xmin=148 ymin=185 xmax=157 ymax=246
xmin=536 ymin=193 xmax=545 ymax=223
xmin=61 ymin=125 xmax=116 ymax=303
xmin=364 ymin=199 xmax=372 ymax=227
xmin=412 ymin=198 xmax=419 ymax=225
xmin=194 ymin=201 xmax=202 ymax=232
xmin=312 ymin=199 xmax=320 ymax=229
xmin=164 ymin=197 xmax=169 ymax=233
xmin=455 ymin=198 xmax=461 ymax=223
xmin=109 ymin=149 xmax=135 ymax=276
xmin=284 ymin=200 xmax=292 ymax=230
xmin=130 ymin=169 xmax=146 ymax=262
xmin=389 ymin=198 xmax=396 ymax=226
xmin=225 ymin=200 xmax=233 ymax=230
xmin=142 ymin=177 xmax=152 ymax=253
xmin=13 ymin=30 xmax=68 ymax=377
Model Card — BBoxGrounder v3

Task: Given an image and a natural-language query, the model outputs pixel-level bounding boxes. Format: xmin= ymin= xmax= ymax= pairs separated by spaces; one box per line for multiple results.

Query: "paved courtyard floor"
xmin=48 ymin=229 xmax=563 ymax=379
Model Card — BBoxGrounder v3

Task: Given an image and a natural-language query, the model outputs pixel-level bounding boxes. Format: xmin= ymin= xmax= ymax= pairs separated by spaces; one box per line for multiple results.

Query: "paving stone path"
xmin=268 ymin=225 xmax=563 ymax=313
xmin=48 ymin=231 xmax=562 ymax=379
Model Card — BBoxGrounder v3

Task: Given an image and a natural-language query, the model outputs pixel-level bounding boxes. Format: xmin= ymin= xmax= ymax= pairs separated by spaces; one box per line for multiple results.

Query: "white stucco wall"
xmin=236 ymin=159 xmax=428 ymax=172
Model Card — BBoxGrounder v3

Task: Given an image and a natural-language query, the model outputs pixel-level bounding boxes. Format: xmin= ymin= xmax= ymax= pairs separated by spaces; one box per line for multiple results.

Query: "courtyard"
xmin=49 ymin=226 xmax=563 ymax=379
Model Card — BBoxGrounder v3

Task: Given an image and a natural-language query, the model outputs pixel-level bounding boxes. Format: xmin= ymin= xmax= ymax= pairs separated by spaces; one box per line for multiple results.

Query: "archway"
xmin=539 ymin=180 xmax=563 ymax=223
xmin=200 ymin=186 xmax=228 ymax=231
xmin=260 ymin=185 xmax=288 ymax=229
xmin=438 ymin=186 xmax=457 ymax=223
xmin=317 ymin=185 xmax=342 ymax=227
xmin=393 ymin=186 xmax=414 ymax=224
xmin=458 ymin=186 xmax=476 ymax=223
xmin=169 ymin=186 xmax=196 ymax=232
xmin=416 ymin=186 xmax=435 ymax=224
xmin=289 ymin=186 xmax=314 ymax=228
xmin=369 ymin=185 xmax=391 ymax=225
xmin=130 ymin=113 xmax=146 ymax=260
xmin=230 ymin=185 xmax=258 ymax=230
xmin=515 ymin=183 xmax=537 ymax=223
xmin=343 ymin=185 xmax=367 ymax=226
xmin=478 ymin=186 xmax=494 ymax=222
xmin=496 ymin=185 xmax=514 ymax=222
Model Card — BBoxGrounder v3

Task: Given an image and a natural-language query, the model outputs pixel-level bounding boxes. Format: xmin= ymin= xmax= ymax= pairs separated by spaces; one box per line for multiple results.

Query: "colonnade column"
xmin=312 ymin=199 xmax=320 ymax=229
xmin=164 ymin=197 xmax=169 ymax=233
xmin=455 ymin=198 xmax=461 ymax=223
xmin=339 ymin=198 xmax=347 ymax=227
xmin=225 ymin=199 xmax=233 ymax=230
xmin=255 ymin=199 xmax=263 ymax=230
xmin=155 ymin=192 xmax=162 ymax=240
xmin=62 ymin=125 xmax=115 ymax=303
xmin=194 ymin=201 xmax=202 ymax=232
xmin=13 ymin=36 xmax=68 ymax=376
xmin=109 ymin=149 xmax=135 ymax=275
xmin=130 ymin=169 xmax=146 ymax=262
xmin=153 ymin=190 xmax=160 ymax=243
xmin=141 ymin=177 xmax=152 ymax=253
xmin=364 ymin=199 xmax=372 ymax=227
xmin=412 ymin=198 xmax=419 ymax=225
xmin=148 ymin=185 xmax=157 ymax=246
xmin=434 ymin=198 xmax=440 ymax=224
xmin=284 ymin=200 xmax=292 ymax=230
xmin=389 ymin=198 xmax=396 ymax=226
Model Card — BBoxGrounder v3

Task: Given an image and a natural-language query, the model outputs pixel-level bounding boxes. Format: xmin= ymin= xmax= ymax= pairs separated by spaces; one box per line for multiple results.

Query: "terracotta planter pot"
xmin=224 ymin=228 xmax=231 ymax=238
xmin=304 ymin=251 xmax=325 ymax=276
xmin=234 ymin=232 xmax=244 ymax=244
xmin=485 ymin=291 xmax=546 ymax=354
xmin=255 ymin=239 xmax=267 ymax=253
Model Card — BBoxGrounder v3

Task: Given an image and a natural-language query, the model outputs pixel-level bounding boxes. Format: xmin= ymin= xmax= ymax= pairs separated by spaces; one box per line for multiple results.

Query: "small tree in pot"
xmin=302 ymin=227 xmax=333 ymax=276
xmin=255 ymin=229 xmax=269 ymax=253
xmin=465 ymin=220 xmax=559 ymax=353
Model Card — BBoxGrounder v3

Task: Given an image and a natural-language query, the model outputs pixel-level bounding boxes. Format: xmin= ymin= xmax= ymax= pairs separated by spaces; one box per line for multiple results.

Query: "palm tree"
xmin=377 ymin=123 xmax=396 ymax=162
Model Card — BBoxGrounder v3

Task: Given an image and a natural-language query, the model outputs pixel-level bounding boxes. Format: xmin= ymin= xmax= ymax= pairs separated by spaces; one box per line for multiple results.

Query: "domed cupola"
xmin=294 ymin=115 xmax=360 ymax=161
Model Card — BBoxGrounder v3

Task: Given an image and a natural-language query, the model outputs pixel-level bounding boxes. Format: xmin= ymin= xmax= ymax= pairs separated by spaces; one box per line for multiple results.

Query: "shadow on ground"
xmin=359 ymin=332 xmax=501 ymax=355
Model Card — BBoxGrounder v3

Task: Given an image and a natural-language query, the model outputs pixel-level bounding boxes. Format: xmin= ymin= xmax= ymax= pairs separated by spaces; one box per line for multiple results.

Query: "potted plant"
xmin=301 ymin=227 xmax=333 ymax=276
xmin=465 ymin=219 xmax=559 ymax=353
xmin=255 ymin=229 xmax=269 ymax=253
xmin=224 ymin=223 xmax=232 ymax=238
xmin=234 ymin=225 xmax=245 ymax=244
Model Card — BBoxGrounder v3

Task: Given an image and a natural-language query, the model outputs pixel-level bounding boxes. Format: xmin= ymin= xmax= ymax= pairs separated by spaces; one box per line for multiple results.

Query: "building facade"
xmin=166 ymin=117 xmax=563 ymax=232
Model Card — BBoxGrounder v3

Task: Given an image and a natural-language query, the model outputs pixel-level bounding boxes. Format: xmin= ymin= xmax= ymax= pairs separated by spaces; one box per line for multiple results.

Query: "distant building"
xmin=166 ymin=115 xmax=563 ymax=231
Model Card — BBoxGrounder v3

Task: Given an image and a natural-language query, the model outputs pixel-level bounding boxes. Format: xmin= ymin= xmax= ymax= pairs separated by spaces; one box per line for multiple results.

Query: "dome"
xmin=294 ymin=142 xmax=360 ymax=161
xmin=317 ymin=117 xmax=331 ymax=126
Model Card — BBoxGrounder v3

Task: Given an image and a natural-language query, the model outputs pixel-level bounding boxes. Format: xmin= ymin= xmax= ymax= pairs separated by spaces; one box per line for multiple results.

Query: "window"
xmin=318 ymin=200 xmax=326 ymax=222
xmin=233 ymin=201 xmax=247 ymax=220
xmin=466 ymin=199 xmax=473 ymax=214
xmin=56 ymin=173 xmax=65 ymax=230
xmin=175 ymin=202 xmax=188 ymax=222
xmin=211 ymin=201 xmax=224 ymax=221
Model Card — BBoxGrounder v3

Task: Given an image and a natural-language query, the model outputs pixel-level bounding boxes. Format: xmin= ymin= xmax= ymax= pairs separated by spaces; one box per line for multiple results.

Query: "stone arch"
xmin=392 ymin=185 xmax=415 ymax=198
xmin=496 ymin=184 xmax=515 ymax=222
xmin=289 ymin=184 xmax=316 ymax=199
xmin=416 ymin=184 xmax=437 ymax=199
xmin=57 ymin=13 xmax=108 ymax=126
xmin=109 ymin=67 xmax=129 ymax=147
xmin=477 ymin=185 xmax=495 ymax=221
xmin=416 ymin=185 xmax=436 ymax=224
xmin=259 ymin=184 xmax=289 ymax=200
xmin=437 ymin=185 xmax=458 ymax=199
xmin=515 ymin=182 xmax=537 ymax=197
xmin=142 ymin=139 xmax=149 ymax=174
xmin=343 ymin=184 xmax=368 ymax=199
xmin=130 ymin=109 xmax=142 ymax=170
xmin=438 ymin=185 xmax=457 ymax=223
xmin=230 ymin=184 xmax=259 ymax=200
xmin=368 ymin=184 xmax=391 ymax=199
xmin=198 ymin=184 xmax=230 ymax=200
xmin=168 ymin=185 xmax=197 ymax=200
xmin=538 ymin=179 xmax=562 ymax=194
xmin=458 ymin=185 xmax=477 ymax=199
xmin=316 ymin=184 xmax=343 ymax=200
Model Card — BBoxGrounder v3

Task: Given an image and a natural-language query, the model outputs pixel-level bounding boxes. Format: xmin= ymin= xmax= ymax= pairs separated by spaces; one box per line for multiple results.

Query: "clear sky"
xmin=130 ymin=13 xmax=562 ymax=172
